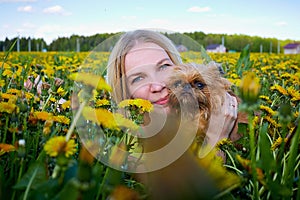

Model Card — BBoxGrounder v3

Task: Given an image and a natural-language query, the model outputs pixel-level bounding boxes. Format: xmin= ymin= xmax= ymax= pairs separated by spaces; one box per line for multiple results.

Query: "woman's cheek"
xmin=129 ymin=85 xmax=150 ymax=100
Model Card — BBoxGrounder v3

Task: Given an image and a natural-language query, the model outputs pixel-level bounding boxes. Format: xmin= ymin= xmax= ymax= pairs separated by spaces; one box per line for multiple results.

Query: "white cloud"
xmin=43 ymin=5 xmax=71 ymax=16
xmin=275 ymin=21 xmax=287 ymax=26
xmin=17 ymin=5 xmax=33 ymax=12
xmin=187 ymin=6 xmax=211 ymax=13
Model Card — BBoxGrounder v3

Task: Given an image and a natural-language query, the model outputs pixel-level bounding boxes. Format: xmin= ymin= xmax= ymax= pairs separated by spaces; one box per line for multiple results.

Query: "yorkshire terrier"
xmin=167 ymin=62 xmax=246 ymax=154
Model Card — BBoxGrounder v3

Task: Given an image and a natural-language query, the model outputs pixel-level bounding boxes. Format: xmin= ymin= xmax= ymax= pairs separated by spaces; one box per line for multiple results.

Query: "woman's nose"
xmin=150 ymin=82 xmax=166 ymax=92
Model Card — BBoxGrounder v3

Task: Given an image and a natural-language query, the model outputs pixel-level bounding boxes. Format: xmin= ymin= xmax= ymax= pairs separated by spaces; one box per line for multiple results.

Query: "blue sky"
xmin=1 ymin=0 xmax=299 ymax=44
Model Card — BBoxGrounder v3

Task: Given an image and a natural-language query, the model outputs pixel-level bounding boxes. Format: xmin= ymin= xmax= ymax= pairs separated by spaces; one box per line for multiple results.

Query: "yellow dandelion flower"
xmin=261 ymin=65 xmax=272 ymax=72
xmin=229 ymin=73 xmax=239 ymax=79
xmin=252 ymin=116 xmax=260 ymax=127
xmin=95 ymin=99 xmax=110 ymax=107
xmin=6 ymin=88 xmax=22 ymax=96
xmin=0 ymin=62 xmax=11 ymax=69
xmin=24 ymin=92 xmax=34 ymax=100
xmin=113 ymin=113 xmax=139 ymax=131
xmin=271 ymin=137 xmax=288 ymax=151
xmin=264 ymin=116 xmax=280 ymax=128
xmin=42 ymin=67 xmax=55 ymax=77
xmin=270 ymin=84 xmax=288 ymax=95
xmin=2 ymin=69 xmax=13 ymax=77
xmin=52 ymin=115 xmax=70 ymax=125
xmin=0 ymin=80 xmax=5 ymax=87
xmin=119 ymin=98 xmax=153 ymax=112
xmin=0 ymin=93 xmax=18 ymax=103
xmin=7 ymin=88 xmax=22 ymax=95
xmin=56 ymin=86 xmax=66 ymax=96
xmin=227 ymin=78 xmax=241 ymax=86
xmin=294 ymin=111 xmax=299 ymax=118
xmin=259 ymin=105 xmax=277 ymax=116
xmin=0 ymin=102 xmax=18 ymax=114
xmin=259 ymin=95 xmax=272 ymax=104
xmin=216 ymin=138 xmax=232 ymax=149
xmin=44 ymin=136 xmax=77 ymax=157
xmin=82 ymin=107 xmax=119 ymax=130
xmin=61 ymin=100 xmax=71 ymax=110
xmin=69 ymin=72 xmax=111 ymax=92
xmin=0 ymin=143 xmax=16 ymax=156
xmin=49 ymin=97 xmax=56 ymax=102
xmin=287 ymin=86 xmax=300 ymax=101
xmin=34 ymin=111 xmax=53 ymax=121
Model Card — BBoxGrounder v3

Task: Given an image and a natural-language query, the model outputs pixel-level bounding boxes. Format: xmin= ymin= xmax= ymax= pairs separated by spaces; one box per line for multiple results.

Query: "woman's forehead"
xmin=125 ymin=42 xmax=171 ymax=71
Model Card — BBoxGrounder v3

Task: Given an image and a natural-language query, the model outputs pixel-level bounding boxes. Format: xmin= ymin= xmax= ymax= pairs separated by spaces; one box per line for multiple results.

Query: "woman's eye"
xmin=159 ymin=64 xmax=171 ymax=70
xmin=131 ymin=76 xmax=143 ymax=84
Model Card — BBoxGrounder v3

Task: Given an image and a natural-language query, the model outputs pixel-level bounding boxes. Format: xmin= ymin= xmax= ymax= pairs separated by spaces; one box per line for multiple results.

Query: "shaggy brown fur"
xmin=167 ymin=62 xmax=247 ymax=153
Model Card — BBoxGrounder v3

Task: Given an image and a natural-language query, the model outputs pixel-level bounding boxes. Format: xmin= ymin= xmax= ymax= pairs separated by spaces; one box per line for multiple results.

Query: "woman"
xmin=106 ymin=29 xmax=237 ymax=148
xmin=105 ymin=29 xmax=240 ymax=199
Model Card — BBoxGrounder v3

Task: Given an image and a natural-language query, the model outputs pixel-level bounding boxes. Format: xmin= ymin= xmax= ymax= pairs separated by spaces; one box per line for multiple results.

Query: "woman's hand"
xmin=204 ymin=92 xmax=238 ymax=149
xmin=220 ymin=92 xmax=238 ymax=139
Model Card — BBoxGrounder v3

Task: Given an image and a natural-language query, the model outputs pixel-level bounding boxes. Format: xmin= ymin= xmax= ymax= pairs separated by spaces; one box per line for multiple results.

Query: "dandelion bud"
xmin=239 ymin=72 xmax=261 ymax=105
xmin=19 ymin=139 xmax=25 ymax=146
xmin=17 ymin=139 xmax=26 ymax=158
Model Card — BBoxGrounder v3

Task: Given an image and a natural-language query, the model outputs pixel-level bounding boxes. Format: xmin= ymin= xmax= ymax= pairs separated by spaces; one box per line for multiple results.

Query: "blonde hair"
xmin=106 ymin=29 xmax=182 ymax=103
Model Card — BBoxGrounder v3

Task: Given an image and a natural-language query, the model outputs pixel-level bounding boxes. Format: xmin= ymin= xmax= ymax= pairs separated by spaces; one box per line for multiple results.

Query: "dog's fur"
xmin=167 ymin=62 xmax=246 ymax=151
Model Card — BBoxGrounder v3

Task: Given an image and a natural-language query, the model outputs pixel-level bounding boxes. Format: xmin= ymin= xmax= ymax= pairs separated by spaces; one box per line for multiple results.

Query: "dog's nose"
xmin=183 ymin=83 xmax=192 ymax=91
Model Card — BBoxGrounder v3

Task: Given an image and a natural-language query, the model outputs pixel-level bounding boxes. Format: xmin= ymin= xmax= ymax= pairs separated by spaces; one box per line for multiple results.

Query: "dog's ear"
xmin=205 ymin=62 xmax=232 ymax=89
xmin=206 ymin=61 xmax=226 ymax=76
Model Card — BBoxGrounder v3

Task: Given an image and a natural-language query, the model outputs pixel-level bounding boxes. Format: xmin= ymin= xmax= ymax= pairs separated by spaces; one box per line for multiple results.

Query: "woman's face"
xmin=125 ymin=42 xmax=175 ymax=113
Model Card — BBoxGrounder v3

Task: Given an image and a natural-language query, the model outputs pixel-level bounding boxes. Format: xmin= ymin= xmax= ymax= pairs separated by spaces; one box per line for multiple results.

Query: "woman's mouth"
xmin=154 ymin=96 xmax=169 ymax=105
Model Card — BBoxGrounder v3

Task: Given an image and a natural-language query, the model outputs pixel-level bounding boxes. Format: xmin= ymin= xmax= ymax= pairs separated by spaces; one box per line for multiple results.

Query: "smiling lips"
xmin=154 ymin=96 xmax=169 ymax=105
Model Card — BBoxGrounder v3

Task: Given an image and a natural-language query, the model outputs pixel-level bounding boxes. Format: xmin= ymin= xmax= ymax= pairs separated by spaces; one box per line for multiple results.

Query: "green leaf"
xmin=52 ymin=179 xmax=80 ymax=200
xmin=283 ymin=121 xmax=300 ymax=191
xmin=258 ymin=123 xmax=275 ymax=172
xmin=236 ymin=44 xmax=253 ymax=77
xmin=26 ymin=179 xmax=60 ymax=200
xmin=13 ymin=161 xmax=47 ymax=190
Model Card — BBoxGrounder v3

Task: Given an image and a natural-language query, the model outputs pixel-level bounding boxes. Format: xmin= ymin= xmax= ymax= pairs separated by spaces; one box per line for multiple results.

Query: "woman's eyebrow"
xmin=156 ymin=58 xmax=171 ymax=66
xmin=126 ymin=72 xmax=143 ymax=80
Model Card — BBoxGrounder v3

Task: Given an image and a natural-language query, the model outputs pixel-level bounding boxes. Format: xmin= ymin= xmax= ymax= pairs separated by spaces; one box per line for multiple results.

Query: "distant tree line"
xmin=0 ymin=31 xmax=297 ymax=53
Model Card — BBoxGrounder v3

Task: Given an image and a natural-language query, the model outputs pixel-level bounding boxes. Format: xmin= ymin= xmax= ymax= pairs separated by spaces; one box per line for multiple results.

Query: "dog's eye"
xmin=194 ymin=81 xmax=205 ymax=89
xmin=174 ymin=80 xmax=182 ymax=88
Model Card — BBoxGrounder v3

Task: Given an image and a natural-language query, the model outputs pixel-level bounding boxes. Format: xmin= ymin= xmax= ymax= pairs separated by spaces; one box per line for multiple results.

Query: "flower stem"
xmin=23 ymin=168 xmax=38 ymax=200
xmin=97 ymin=166 xmax=110 ymax=200
xmin=41 ymin=93 xmax=52 ymax=111
xmin=65 ymin=100 xmax=86 ymax=141
xmin=2 ymin=115 xmax=9 ymax=143
xmin=248 ymin=114 xmax=259 ymax=200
